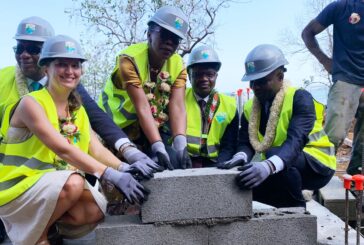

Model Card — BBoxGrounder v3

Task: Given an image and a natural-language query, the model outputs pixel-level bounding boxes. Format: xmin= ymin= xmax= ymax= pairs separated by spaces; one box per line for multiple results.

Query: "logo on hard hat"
xmin=65 ymin=42 xmax=76 ymax=53
xmin=246 ymin=62 xmax=255 ymax=73
xmin=25 ymin=24 xmax=36 ymax=35
xmin=174 ymin=17 xmax=184 ymax=30
xmin=201 ymin=51 xmax=210 ymax=59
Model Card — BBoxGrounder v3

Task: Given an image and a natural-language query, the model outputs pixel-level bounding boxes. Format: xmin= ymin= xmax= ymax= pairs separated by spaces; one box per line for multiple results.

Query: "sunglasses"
xmin=13 ymin=44 xmax=42 ymax=55
xmin=152 ymin=27 xmax=182 ymax=45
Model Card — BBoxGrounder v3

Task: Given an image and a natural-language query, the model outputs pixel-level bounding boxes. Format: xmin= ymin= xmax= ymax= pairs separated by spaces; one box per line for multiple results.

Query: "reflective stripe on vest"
xmin=0 ymin=176 xmax=26 ymax=191
xmin=0 ymin=154 xmax=55 ymax=170
xmin=98 ymin=42 xmax=184 ymax=129
xmin=244 ymin=87 xmax=336 ymax=170
xmin=186 ymin=88 xmax=236 ymax=158
xmin=0 ymin=89 xmax=91 ymax=206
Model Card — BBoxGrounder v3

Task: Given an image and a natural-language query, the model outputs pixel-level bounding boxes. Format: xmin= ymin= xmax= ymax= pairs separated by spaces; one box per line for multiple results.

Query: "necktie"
xmin=198 ymin=100 xmax=206 ymax=112
xmin=30 ymin=82 xmax=42 ymax=91
xmin=198 ymin=100 xmax=208 ymax=154
xmin=198 ymin=100 xmax=207 ymax=133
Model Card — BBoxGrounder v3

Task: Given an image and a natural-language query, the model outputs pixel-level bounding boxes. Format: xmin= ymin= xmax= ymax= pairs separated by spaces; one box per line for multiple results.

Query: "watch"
xmin=119 ymin=142 xmax=137 ymax=155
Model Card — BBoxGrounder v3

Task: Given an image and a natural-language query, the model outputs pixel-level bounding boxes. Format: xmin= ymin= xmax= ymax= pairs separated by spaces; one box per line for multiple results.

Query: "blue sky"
xmin=0 ymin=0 xmax=328 ymax=101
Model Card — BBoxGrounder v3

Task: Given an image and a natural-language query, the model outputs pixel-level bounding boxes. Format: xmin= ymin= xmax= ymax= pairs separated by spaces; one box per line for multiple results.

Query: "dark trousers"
xmin=253 ymin=148 xmax=335 ymax=208
xmin=0 ymin=219 xmax=5 ymax=243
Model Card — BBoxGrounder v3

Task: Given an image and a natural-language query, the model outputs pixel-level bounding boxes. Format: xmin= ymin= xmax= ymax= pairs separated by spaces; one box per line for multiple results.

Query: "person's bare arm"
xmin=126 ymin=84 xmax=161 ymax=144
xmin=302 ymin=19 xmax=332 ymax=73
xmin=88 ymin=129 xmax=126 ymax=170
xmin=11 ymin=96 xmax=107 ymax=177
xmin=168 ymin=86 xmax=186 ymax=137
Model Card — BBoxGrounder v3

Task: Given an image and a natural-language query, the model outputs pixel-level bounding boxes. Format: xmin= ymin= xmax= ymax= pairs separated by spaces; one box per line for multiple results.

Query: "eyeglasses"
xmin=152 ymin=26 xmax=182 ymax=45
xmin=192 ymin=71 xmax=217 ymax=79
xmin=13 ymin=44 xmax=42 ymax=55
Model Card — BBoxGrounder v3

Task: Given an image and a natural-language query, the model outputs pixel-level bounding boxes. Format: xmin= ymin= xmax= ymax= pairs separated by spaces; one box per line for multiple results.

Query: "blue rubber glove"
xmin=101 ymin=167 xmax=149 ymax=204
xmin=217 ymin=152 xmax=247 ymax=169
xmin=172 ymin=135 xmax=192 ymax=169
xmin=122 ymin=146 xmax=160 ymax=174
xmin=151 ymin=141 xmax=174 ymax=170
xmin=236 ymin=161 xmax=271 ymax=189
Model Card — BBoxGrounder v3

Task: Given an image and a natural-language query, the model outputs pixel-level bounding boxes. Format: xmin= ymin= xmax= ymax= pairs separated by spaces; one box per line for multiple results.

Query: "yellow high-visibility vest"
xmin=186 ymin=88 xmax=236 ymax=159
xmin=244 ymin=86 xmax=336 ymax=170
xmin=0 ymin=88 xmax=90 ymax=206
xmin=98 ymin=42 xmax=184 ymax=129
xmin=0 ymin=66 xmax=22 ymax=123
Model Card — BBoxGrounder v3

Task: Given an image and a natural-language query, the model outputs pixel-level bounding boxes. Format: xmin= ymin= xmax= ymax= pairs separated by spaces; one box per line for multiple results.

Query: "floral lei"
xmin=144 ymin=70 xmax=173 ymax=129
xmin=54 ymin=111 xmax=80 ymax=170
xmin=248 ymin=83 xmax=287 ymax=153
xmin=15 ymin=65 xmax=30 ymax=97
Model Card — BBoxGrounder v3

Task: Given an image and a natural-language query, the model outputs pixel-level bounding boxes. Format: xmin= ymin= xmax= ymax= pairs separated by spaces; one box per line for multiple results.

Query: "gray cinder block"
xmin=141 ymin=167 xmax=252 ymax=223
xmin=96 ymin=211 xmax=316 ymax=245
xmin=96 ymin=215 xmax=209 ymax=245
xmin=209 ymin=211 xmax=317 ymax=245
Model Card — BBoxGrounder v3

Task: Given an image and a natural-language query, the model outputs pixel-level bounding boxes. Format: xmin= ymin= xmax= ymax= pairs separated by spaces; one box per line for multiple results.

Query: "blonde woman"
xmin=0 ymin=35 xmax=148 ymax=245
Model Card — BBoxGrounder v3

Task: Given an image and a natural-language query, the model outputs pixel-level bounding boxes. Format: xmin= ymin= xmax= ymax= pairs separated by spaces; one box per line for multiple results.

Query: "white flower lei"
xmin=15 ymin=65 xmax=29 ymax=97
xmin=248 ymin=83 xmax=288 ymax=153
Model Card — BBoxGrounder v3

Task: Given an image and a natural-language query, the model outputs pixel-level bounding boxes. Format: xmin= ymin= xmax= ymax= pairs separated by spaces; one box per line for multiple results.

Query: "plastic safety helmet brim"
xmin=148 ymin=6 xmax=188 ymax=39
xmin=14 ymin=16 xmax=54 ymax=42
xmin=187 ymin=45 xmax=221 ymax=71
xmin=241 ymin=44 xmax=288 ymax=82
xmin=38 ymin=35 xmax=87 ymax=66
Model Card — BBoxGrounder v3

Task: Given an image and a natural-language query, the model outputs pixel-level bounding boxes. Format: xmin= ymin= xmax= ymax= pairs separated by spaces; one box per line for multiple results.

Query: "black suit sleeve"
xmin=273 ymin=89 xmax=315 ymax=167
xmin=76 ymin=83 xmax=128 ymax=149
xmin=217 ymin=111 xmax=239 ymax=162
xmin=237 ymin=110 xmax=255 ymax=161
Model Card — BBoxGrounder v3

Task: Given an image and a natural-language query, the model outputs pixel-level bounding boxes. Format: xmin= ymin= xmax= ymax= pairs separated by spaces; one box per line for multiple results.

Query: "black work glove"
xmin=235 ymin=161 xmax=271 ymax=189
xmin=151 ymin=141 xmax=174 ymax=170
xmin=122 ymin=145 xmax=160 ymax=172
xmin=119 ymin=161 xmax=155 ymax=180
xmin=101 ymin=167 xmax=150 ymax=204
xmin=172 ymin=135 xmax=192 ymax=169
xmin=176 ymin=147 xmax=192 ymax=169
xmin=217 ymin=152 xmax=247 ymax=169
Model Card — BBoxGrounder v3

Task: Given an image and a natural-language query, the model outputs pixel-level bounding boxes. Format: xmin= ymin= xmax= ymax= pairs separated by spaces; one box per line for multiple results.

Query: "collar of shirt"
xmin=26 ymin=76 xmax=48 ymax=88
xmin=194 ymin=93 xmax=209 ymax=103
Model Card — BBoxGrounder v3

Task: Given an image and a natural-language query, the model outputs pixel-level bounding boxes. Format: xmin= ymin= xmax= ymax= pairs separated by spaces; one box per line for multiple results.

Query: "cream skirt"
xmin=0 ymin=170 xmax=107 ymax=245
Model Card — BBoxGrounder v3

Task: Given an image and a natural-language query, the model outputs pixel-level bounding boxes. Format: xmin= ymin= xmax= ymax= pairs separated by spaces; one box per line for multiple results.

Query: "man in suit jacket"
xmin=185 ymin=45 xmax=238 ymax=168
xmin=218 ymin=44 xmax=336 ymax=208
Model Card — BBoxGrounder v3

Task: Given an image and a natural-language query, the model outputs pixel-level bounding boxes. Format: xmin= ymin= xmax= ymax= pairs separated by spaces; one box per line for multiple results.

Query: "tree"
xmin=280 ymin=0 xmax=334 ymax=88
xmin=79 ymin=37 xmax=114 ymax=99
xmin=67 ymin=0 xmax=240 ymax=98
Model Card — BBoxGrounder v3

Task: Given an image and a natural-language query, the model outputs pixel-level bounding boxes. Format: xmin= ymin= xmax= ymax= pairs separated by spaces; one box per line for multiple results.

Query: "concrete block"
xmin=96 ymin=211 xmax=316 ymax=245
xmin=141 ymin=167 xmax=252 ymax=223
xmin=307 ymin=200 xmax=364 ymax=245
xmin=96 ymin=215 xmax=209 ymax=245
xmin=209 ymin=211 xmax=317 ymax=245
xmin=318 ymin=176 xmax=356 ymax=220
